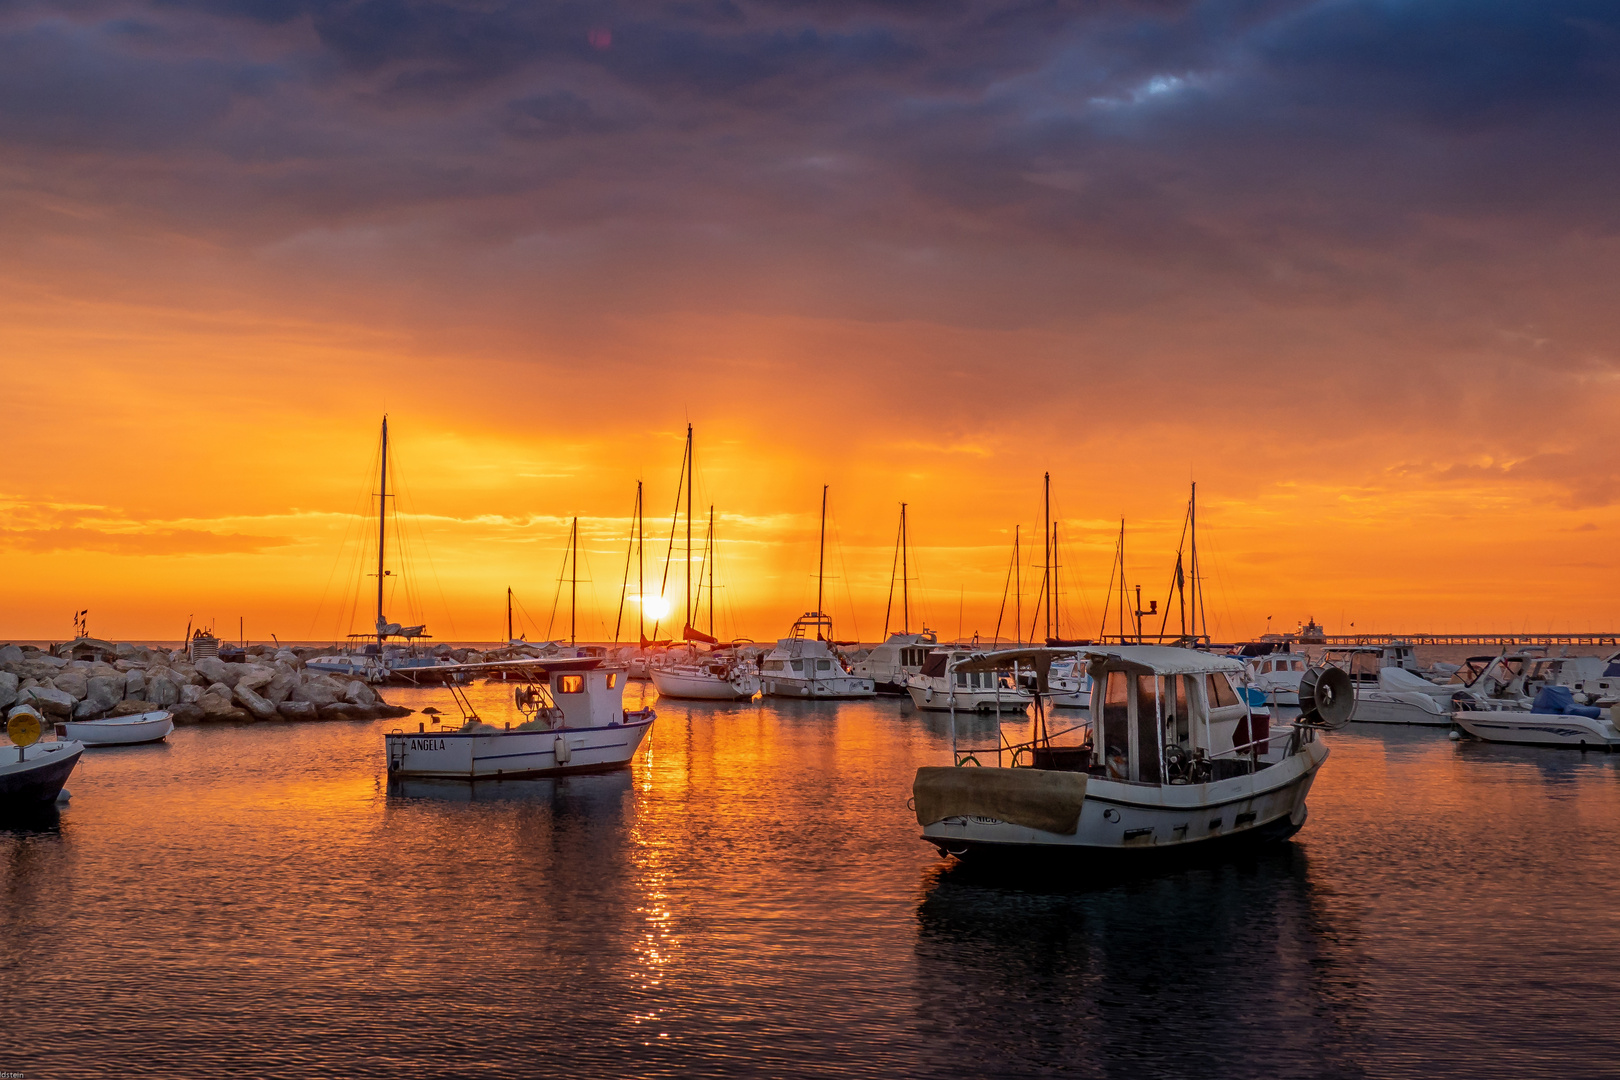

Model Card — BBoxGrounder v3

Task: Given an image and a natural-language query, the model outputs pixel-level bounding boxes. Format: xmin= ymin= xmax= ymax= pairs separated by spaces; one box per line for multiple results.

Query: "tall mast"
xmin=569 ymin=517 xmax=578 ymax=647
xmin=708 ymin=504 xmax=716 ymax=640
xmin=817 ymin=485 xmax=828 ymax=617
xmin=507 ymin=587 xmax=513 ymax=642
xmin=1043 ymin=473 xmax=1051 ymax=643
xmin=377 ymin=415 xmax=388 ymax=645
xmin=638 ymin=480 xmax=645 ymax=645
xmin=1052 ymin=520 xmax=1060 ymax=642
xmin=1192 ymin=482 xmax=1206 ymax=641
xmin=1118 ymin=520 xmax=1126 ymax=644
xmin=883 ymin=509 xmax=901 ymax=638
xmin=685 ymin=423 xmax=693 ymax=632
xmin=1014 ymin=526 xmax=1021 ymax=646
xmin=901 ymin=503 xmax=909 ymax=634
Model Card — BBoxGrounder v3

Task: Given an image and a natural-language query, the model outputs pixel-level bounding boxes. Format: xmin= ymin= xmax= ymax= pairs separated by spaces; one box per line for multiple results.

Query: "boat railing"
xmin=954 ymin=721 xmax=1091 ymax=769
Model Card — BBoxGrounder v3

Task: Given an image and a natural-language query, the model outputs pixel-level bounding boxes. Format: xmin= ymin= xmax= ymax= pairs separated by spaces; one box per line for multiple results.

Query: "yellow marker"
xmin=7 ymin=712 xmax=42 ymax=748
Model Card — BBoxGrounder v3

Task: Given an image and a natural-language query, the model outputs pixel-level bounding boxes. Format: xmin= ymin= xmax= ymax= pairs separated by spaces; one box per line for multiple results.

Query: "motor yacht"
xmin=760 ymin=614 xmax=874 ymax=699
xmin=1240 ymin=651 xmax=1306 ymax=708
xmin=1323 ymin=647 xmax=1453 ymax=726
xmin=1454 ymin=686 xmax=1620 ymax=749
xmin=385 ymin=658 xmax=654 ymax=779
xmin=907 ymin=647 xmax=1033 ymax=713
xmin=852 ymin=630 xmax=939 ymax=696
xmin=912 ymin=646 xmax=1337 ymax=861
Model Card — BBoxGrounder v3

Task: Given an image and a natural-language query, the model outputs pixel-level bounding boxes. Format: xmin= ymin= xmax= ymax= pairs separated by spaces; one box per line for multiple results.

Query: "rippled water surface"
xmin=3 ymin=683 xmax=1619 ymax=1078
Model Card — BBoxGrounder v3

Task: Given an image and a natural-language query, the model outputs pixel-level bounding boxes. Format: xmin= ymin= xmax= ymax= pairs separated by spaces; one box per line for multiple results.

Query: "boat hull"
xmin=920 ymin=740 xmax=1327 ymax=860
xmin=0 ymin=742 xmax=84 ymax=808
xmin=762 ymin=675 xmax=874 ymax=699
xmin=384 ymin=713 xmax=656 ymax=779
xmin=1453 ymin=710 xmax=1620 ymax=749
xmin=907 ymin=684 xmax=1032 ymax=713
xmin=57 ymin=712 xmax=174 ymax=746
xmin=649 ymin=669 xmax=759 ymax=701
xmin=1350 ymin=691 xmax=1451 ymax=726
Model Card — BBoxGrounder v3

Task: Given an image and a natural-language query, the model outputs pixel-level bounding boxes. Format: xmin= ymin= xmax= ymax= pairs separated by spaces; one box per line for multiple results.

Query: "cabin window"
xmin=764 ymin=660 xmax=784 ymax=672
xmin=1134 ymin=675 xmax=1163 ymax=784
xmin=790 ymin=660 xmax=804 ymax=673
xmin=816 ymin=660 xmax=832 ymax=671
xmin=1207 ymin=672 xmax=1240 ymax=708
xmin=606 ymin=673 xmax=618 ymax=689
xmin=557 ymin=675 xmax=584 ymax=694
xmin=956 ymin=672 xmax=968 ymax=688
xmin=1100 ymin=671 xmax=1129 ymax=779
xmin=1167 ymin=674 xmax=1191 ymax=744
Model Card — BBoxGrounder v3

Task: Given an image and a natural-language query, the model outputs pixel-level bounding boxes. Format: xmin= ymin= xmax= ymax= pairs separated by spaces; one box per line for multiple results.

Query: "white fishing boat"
xmin=55 ymin=710 xmax=174 ymax=746
xmin=3 ymin=708 xmax=84 ymax=809
xmin=1044 ymin=655 xmax=1093 ymax=709
xmin=907 ymin=647 xmax=1033 ymax=713
xmin=1454 ymin=687 xmax=1620 ymax=749
xmin=385 ymin=658 xmax=654 ymax=779
xmin=912 ymin=646 xmax=1343 ymax=861
xmin=854 ymin=630 xmax=939 ymax=695
xmin=650 ymin=650 xmax=760 ymax=701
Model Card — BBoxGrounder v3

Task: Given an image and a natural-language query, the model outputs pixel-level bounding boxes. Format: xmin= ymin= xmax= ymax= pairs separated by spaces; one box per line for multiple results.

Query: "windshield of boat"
xmin=1452 ymin=658 xmax=1492 ymax=686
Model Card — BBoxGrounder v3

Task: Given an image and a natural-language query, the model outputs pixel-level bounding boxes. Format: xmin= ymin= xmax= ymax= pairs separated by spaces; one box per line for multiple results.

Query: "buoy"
xmin=1449 ymin=730 xmax=1461 ymax=741
xmin=56 ymin=789 xmax=71 ymax=803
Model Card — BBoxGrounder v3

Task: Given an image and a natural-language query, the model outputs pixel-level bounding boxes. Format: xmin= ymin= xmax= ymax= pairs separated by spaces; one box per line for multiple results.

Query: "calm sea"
xmin=3 ymin=682 xmax=1618 ymax=1078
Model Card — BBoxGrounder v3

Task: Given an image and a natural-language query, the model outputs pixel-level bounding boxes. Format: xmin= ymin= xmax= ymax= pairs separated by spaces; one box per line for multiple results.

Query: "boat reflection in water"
xmin=912 ymin=847 xmax=1363 ymax=1077
xmin=386 ymin=768 xmax=633 ymax=808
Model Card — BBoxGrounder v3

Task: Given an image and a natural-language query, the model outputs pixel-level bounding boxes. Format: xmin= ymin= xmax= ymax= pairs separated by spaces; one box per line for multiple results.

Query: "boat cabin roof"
xmin=949 ymin=644 xmax=1240 ymax=682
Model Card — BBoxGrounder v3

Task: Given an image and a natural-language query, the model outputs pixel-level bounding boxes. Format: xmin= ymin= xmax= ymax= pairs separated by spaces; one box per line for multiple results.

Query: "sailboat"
xmin=760 ymin=487 xmax=875 ymax=699
xmin=853 ymin=503 xmax=937 ymax=695
xmin=306 ymin=416 xmax=461 ymax=685
xmin=646 ymin=426 xmax=761 ymax=701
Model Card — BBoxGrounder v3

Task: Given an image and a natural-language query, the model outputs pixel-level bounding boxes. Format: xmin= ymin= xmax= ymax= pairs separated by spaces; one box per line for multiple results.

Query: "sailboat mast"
xmin=507 ymin=587 xmax=513 ymax=642
xmin=1118 ymin=520 xmax=1126 ymax=644
xmin=1052 ymin=520 xmax=1060 ymax=642
xmin=1014 ymin=526 xmax=1021 ymax=646
xmin=1192 ymin=482 xmax=1205 ymax=641
xmin=377 ymin=415 xmax=388 ymax=646
xmin=685 ymin=423 xmax=693 ymax=632
xmin=708 ymin=504 xmax=715 ymax=640
xmin=1043 ymin=473 xmax=1051 ymax=643
xmin=817 ymin=485 xmax=828 ymax=617
xmin=570 ymin=517 xmax=578 ymax=647
xmin=901 ymin=502 xmax=909 ymax=634
xmin=638 ymin=480 xmax=645 ymax=645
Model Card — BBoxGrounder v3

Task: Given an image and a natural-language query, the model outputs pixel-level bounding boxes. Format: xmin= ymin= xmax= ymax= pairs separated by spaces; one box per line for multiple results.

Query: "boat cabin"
xmin=921 ymin=649 xmax=1018 ymax=693
xmin=515 ymin=660 xmax=629 ymax=728
xmin=1248 ymin=654 xmax=1307 ymax=678
xmin=1323 ymin=647 xmax=1382 ymax=686
xmin=1087 ymin=647 xmax=1260 ymax=784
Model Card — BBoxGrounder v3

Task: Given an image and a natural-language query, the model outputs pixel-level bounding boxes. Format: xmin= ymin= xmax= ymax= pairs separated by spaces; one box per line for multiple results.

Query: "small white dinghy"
xmin=55 ymin=710 xmax=175 ymax=747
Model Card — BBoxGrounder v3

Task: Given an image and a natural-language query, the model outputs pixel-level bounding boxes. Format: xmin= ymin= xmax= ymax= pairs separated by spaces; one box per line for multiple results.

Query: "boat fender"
xmin=924 ymin=686 xmax=933 ymax=704
xmin=554 ymin=735 xmax=571 ymax=765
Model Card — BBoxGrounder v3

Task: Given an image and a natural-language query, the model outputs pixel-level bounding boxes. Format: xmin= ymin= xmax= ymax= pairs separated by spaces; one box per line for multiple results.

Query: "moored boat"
xmin=853 ymin=630 xmax=939 ymax=695
xmin=385 ymin=658 xmax=654 ymax=780
xmin=1453 ymin=686 xmax=1620 ymax=749
xmin=912 ymin=646 xmax=1345 ymax=862
xmin=3 ymin=708 xmax=84 ymax=810
xmin=907 ymin=647 xmax=1033 ymax=713
xmin=55 ymin=710 xmax=174 ymax=746
xmin=650 ymin=649 xmax=760 ymax=701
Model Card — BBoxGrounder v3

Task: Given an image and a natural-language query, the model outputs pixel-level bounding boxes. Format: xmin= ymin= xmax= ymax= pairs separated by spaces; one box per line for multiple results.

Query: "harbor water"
xmin=3 ymin=682 xmax=1619 ymax=1078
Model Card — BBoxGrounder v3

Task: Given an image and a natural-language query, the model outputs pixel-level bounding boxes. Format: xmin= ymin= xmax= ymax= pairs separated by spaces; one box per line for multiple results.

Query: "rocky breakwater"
xmin=0 ymin=642 xmax=413 ymax=726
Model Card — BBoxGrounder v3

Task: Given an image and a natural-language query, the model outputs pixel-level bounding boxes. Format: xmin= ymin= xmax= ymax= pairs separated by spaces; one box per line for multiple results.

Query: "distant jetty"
xmin=0 ymin=640 xmax=413 ymax=725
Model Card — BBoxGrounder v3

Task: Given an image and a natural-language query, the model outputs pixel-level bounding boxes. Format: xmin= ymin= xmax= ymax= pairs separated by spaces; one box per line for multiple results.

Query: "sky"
xmin=2 ymin=0 xmax=1618 ymax=644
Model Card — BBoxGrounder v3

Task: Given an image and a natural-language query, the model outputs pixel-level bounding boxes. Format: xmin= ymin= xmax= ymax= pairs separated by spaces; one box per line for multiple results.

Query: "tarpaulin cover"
xmin=1531 ymin=685 xmax=1604 ymax=719
xmin=913 ymin=766 xmax=1088 ymax=835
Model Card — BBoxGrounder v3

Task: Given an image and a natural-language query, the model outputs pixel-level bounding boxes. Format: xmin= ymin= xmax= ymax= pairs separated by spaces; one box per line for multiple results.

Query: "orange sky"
xmin=2 ymin=3 xmax=1618 ymax=642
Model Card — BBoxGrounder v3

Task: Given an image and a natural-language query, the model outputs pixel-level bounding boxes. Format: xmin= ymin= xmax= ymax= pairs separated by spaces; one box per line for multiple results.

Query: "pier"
xmin=1316 ymin=632 xmax=1620 ymax=647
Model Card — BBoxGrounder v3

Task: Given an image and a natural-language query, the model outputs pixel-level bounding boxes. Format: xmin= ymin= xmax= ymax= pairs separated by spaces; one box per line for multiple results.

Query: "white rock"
xmin=80 ymin=676 xmax=123 ymax=716
xmin=147 ymin=673 xmax=181 ymax=707
xmin=233 ymin=682 xmax=278 ymax=720
xmin=344 ymin=680 xmax=378 ymax=706
xmin=0 ymin=671 xmax=17 ymax=711
xmin=53 ymin=670 xmax=89 ymax=701
xmin=124 ymin=670 xmax=146 ymax=699
xmin=277 ymin=700 xmax=318 ymax=720
xmin=22 ymin=685 xmax=76 ymax=717
xmin=193 ymin=657 xmax=230 ymax=686
xmin=0 ymin=644 xmax=24 ymax=665
xmin=180 ymin=684 xmax=204 ymax=705
xmin=199 ymin=691 xmax=239 ymax=719
xmin=291 ymin=676 xmax=343 ymax=706
xmin=264 ymin=672 xmax=298 ymax=705
xmin=235 ymin=665 xmax=276 ymax=693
